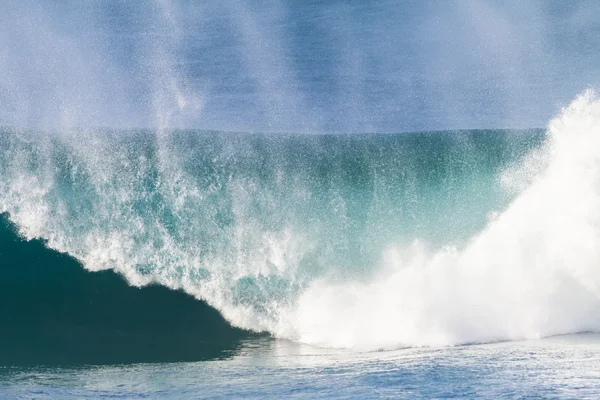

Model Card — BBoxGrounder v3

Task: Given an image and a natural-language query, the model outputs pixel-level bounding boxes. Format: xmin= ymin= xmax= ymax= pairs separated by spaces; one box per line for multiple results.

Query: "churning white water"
xmin=289 ymin=91 xmax=600 ymax=349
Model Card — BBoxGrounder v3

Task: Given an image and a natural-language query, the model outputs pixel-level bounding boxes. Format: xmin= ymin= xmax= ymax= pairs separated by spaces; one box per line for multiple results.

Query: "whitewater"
xmin=2 ymin=90 xmax=600 ymax=353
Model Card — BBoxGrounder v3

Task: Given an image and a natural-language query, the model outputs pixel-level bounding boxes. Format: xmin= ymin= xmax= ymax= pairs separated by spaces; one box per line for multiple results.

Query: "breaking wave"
xmin=2 ymin=91 xmax=600 ymax=351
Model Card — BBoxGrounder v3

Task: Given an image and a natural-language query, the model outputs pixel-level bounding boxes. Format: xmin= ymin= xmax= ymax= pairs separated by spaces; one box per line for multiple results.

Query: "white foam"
xmin=287 ymin=90 xmax=600 ymax=349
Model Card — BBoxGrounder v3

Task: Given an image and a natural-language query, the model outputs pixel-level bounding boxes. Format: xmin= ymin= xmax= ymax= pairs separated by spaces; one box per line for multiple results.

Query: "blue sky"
xmin=2 ymin=0 xmax=600 ymax=133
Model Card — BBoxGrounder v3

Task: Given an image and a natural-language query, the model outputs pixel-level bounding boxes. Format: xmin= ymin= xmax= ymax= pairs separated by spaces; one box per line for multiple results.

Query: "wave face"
xmin=0 ymin=213 xmax=253 ymax=366
xmin=2 ymin=91 xmax=600 ymax=350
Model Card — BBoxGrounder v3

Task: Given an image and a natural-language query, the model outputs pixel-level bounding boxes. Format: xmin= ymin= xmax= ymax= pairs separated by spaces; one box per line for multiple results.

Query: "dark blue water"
xmin=2 ymin=334 xmax=600 ymax=399
xmin=0 ymin=213 xmax=259 ymax=366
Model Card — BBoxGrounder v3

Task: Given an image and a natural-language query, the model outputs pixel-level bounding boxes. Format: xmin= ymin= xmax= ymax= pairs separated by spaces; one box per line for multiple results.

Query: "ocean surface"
xmin=2 ymin=92 xmax=600 ymax=397
xmin=2 ymin=334 xmax=600 ymax=399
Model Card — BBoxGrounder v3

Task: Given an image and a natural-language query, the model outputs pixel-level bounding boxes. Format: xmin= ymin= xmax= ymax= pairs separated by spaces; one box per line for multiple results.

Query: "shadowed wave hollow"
xmin=0 ymin=213 xmax=258 ymax=366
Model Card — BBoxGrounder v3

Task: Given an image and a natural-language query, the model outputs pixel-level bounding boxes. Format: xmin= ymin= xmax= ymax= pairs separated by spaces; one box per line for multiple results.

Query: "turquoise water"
xmin=0 ymin=128 xmax=545 ymax=345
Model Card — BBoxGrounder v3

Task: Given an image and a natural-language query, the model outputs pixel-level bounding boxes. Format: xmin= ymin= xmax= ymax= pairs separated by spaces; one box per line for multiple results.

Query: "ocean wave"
xmin=3 ymin=106 xmax=586 ymax=351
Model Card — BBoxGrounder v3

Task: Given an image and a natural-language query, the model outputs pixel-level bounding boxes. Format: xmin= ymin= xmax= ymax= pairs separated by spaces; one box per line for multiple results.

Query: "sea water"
xmin=2 ymin=335 xmax=600 ymax=399
xmin=3 ymin=1 xmax=600 ymax=396
xmin=2 ymin=93 xmax=600 ymax=397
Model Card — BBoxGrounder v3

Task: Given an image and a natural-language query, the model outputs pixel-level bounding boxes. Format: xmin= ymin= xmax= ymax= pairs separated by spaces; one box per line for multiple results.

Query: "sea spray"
xmin=290 ymin=91 xmax=600 ymax=349
xmin=0 ymin=123 xmax=553 ymax=347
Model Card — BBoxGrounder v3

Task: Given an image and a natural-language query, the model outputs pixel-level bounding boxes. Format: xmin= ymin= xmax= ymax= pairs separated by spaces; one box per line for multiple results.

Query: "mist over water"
xmin=2 ymin=1 xmax=600 ymax=132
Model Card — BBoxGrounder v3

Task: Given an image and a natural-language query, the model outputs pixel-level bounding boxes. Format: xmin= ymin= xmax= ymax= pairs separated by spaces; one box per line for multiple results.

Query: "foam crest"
xmin=288 ymin=91 xmax=600 ymax=349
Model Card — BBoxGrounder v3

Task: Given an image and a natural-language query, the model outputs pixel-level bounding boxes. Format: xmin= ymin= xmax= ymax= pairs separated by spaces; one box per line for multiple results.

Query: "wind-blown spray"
xmin=0 ymin=91 xmax=598 ymax=350
xmin=290 ymin=90 xmax=600 ymax=349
